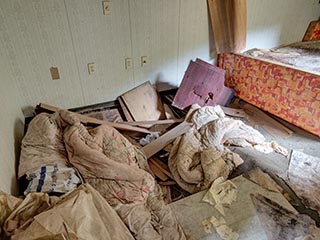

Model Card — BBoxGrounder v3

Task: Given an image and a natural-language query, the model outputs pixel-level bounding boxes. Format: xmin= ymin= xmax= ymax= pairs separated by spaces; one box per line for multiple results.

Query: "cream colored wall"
xmin=246 ymin=0 xmax=320 ymax=50
xmin=0 ymin=28 xmax=25 ymax=194
xmin=0 ymin=0 xmax=318 ymax=194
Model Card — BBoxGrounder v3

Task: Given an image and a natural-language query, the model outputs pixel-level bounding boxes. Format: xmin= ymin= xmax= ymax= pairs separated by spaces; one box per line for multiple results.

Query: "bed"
xmin=218 ymin=20 xmax=320 ymax=137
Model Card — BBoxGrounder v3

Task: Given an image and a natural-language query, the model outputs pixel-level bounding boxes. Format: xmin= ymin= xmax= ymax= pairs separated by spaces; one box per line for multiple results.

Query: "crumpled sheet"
xmin=0 ymin=191 xmax=22 ymax=239
xmin=61 ymin=111 xmax=186 ymax=240
xmin=169 ymin=105 xmax=284 ymax=193
xmin=3 ymin=192 xmax=59 ymax=237
xmin=18 ymin=112 xmax=81 ymax=194
xmin=19 ymin=113 xmax=68 ymax=178
xmin=3 ymin=184 xmax=134 ymax=240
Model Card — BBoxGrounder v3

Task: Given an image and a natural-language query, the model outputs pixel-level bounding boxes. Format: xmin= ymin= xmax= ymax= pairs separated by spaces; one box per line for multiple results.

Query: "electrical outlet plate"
xmin=102 ymin=1 xmax=110 ymax=15
xmin=141 ymin=56 xmax=148 ymax=67
xmin=50 ymin=67 xmax=60 ymax=80
xmin=88 ymin=63 xmax=96 ymax=75
xmin=125 ymin=58 xmax=133 ymax=69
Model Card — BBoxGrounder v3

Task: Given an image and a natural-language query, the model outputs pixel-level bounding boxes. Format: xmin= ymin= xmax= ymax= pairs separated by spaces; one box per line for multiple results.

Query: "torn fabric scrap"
xmin=202 ymin=177 xmax=238 ymax=216
xmin=202 ymin=215 xmax=239 ymax=240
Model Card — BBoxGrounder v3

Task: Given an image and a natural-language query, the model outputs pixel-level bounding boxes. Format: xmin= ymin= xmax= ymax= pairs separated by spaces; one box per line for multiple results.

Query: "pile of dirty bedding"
xmin=1 ymin=60 xmax=320 ymax=240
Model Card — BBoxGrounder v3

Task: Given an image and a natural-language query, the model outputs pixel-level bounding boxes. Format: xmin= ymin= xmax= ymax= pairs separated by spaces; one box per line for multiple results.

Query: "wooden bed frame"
xmin=218 ymin=53 xmax=320 ymax=136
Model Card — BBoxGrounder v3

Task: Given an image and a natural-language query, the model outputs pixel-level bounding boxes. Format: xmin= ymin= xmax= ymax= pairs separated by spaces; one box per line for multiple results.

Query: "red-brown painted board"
xmin=173 ymin=60 xmax=234 ymax=110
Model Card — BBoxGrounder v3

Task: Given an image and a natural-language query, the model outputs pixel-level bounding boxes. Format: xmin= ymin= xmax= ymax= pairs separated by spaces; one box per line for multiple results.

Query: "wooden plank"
xmin=163 ymin=103 xmax=176 ymax=119
xmin=240 ymin=102 xmax=293 ymax=138
xmin=149 ymin=160 xmax=169 ymax=181
xmin=149 ymin=158 xmax=174 ymax=179
xmin=39 ymin=103 xmax=152 ymax=134
xmin=159 ymin=180 xmax=176 ymax=186
xmin=207 ymin=0 xmax=247 ymax=53
xmin=119 ymin=118 xmax=183 ymax=128
xmin=221 ymin=106 xmax=247 ymax=118
xmin=120 ymin=81 xmax=166 ymax=121
xmin=85 ymin=108 xmax=122 ymax=122
xmin=172 ymin=60 xmax=234 ymax=110
xmin=142 ymin=121 xmax=192 ymax=158
xmin=117 ymin=97 xmax=134 ymax=122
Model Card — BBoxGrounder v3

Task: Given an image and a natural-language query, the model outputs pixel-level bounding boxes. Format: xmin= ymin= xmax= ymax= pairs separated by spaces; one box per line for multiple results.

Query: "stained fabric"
xmin=18 ymin=113 xmax=69 ymax=178
xmin=0 ymin=191 xmax=22 ymax=239
xmin=18 ymin=110 xmax=185 ymax=239
xmin=169 ymin=105 xmax=283 ymax=193
xmin=61 ymin=111 xmax=186 ymax=240
xmin=3 ymin=184 xmax=134 ymax=240
xmin=18 ymin=112 xmax=82 ymax=194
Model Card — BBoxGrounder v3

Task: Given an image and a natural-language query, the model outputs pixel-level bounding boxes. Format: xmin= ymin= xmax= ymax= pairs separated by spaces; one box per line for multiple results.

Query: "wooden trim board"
xmin=39 ymin=103 xmax=152 ymax=134
xmin=149 ymin=158 xmax=174 ymax=179
xmin=142 ymin=121 xmax=192 ymax=158
xmin=119 ymin=118 xmax=184 ymax=128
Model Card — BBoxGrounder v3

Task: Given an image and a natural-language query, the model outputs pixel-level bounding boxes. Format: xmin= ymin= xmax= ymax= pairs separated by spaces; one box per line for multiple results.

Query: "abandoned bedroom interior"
xmin=0 ymin=0 xmax=320 ymax=239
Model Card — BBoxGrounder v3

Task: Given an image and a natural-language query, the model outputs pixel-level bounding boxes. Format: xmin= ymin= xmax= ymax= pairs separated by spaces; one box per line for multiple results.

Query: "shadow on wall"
xmin=22 ymin=105 xmax=35 ymax=118
xmin=207 ymin=3 xmax=217 ymax=59
xmin=155 ymin=73 xmax=178 ymax=91
xmin=11 ymin=117 xmax=24 ymax=196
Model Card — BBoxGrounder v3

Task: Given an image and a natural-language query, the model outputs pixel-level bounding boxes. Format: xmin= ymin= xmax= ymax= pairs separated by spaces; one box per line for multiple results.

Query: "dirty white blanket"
xmin=169 ymin=105 xmax=284 ymax=193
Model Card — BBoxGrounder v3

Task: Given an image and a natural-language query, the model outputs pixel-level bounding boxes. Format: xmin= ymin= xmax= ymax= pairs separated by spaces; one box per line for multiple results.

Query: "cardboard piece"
xmin=120 ymin=81 xmax=166 ymax=121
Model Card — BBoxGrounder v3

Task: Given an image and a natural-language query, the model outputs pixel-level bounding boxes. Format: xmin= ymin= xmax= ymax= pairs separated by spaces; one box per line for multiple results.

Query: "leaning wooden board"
xmin=172 ymin=59 xmax=234 ymax=110
xmin=120 ymin=81 xmax=166 ymax=121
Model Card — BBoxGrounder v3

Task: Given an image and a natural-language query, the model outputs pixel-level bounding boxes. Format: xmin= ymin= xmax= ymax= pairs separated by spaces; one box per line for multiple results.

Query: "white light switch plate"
xmin=88 ymin=63 xmax=96 ymax=75
xmin=125 ymin=58 xmax=133 ymax=69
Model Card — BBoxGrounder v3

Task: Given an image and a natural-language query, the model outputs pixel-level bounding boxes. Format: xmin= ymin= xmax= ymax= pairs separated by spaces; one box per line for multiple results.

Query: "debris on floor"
xmin=202 ymin=215 xmax=239 ymax=240
xmin=170 ymin=175 xmax=306 ymax=240
xmin=280 ymin=150 xmax=320 ymax=213
xmin=202 ymin=177 xmax=238 ymax=216
xmin=252 ymin=194 xmax=320 ymax=240
xmin=1 ymin=58 xmax=319 ymax=240
xmin=243 ymin=167 xmax=283 ymax=193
